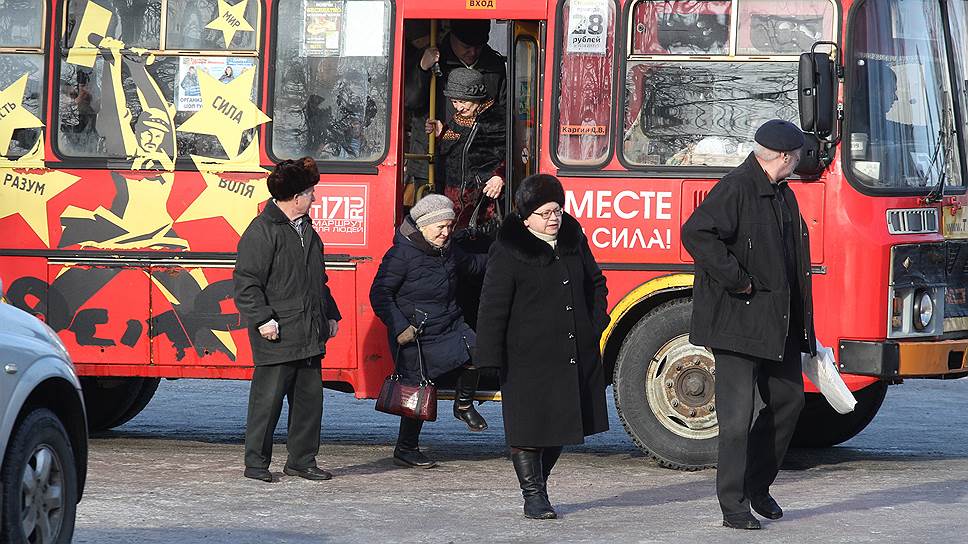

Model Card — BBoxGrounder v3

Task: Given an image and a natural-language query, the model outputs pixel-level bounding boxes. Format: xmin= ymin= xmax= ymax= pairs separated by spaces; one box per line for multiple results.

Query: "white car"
xmin=1 ymin=278 xmax=88 ymax=544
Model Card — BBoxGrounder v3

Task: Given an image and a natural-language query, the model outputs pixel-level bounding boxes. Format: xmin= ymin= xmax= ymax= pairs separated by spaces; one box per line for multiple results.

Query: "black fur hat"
xmin=267 ymin=157 xmax=319 ymax=201
xmin=514 ymin=174 xmax=566 ymax=219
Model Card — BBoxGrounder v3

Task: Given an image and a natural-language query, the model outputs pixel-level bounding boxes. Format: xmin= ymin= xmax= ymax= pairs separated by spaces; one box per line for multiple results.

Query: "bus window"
xmin=0 ymin=0 xmax=45 ymax=159
xmin=622 ymin=0 xmax=836 ymax=169
xmin=0 ymin=0 xmax=44 ymax=48
xmin=270 ymin=0 xmax=392 ymax=163
xmin=949 ymin=0 xmax=968 ymax=172
xmin=66 ymin=0 xmax=163 ymax=50
xmin=554 ymin=0 xmax=616 ymax=166
xmin=57 ymin=0 xmax=262 ymax=165
xmin=736 ymin=0 xmax=835 ymax=55
xmin=630 ymin=0 xmax=729 ymax=55
xmin=847 ymin=0 xmax=962 ymax=190
xmin=166 ymin=0 xmax=259 ymax=50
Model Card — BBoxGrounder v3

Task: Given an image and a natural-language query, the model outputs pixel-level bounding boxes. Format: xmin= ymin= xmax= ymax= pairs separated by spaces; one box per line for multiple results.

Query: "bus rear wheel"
xmin=613 ymin=298 xmax=718 ymax=470
xmin=791 ymin=381 xmax=888 ymax=447
xmin=80 ymin=377 xmax=161 ymax=432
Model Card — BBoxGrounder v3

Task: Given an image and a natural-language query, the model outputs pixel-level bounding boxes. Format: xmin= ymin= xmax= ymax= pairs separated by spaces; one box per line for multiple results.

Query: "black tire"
xmin=613 ymin=298 xmax=718 ymax=470
xmin=79 ymin=377 xmax=145 ymax=431
xmin=791 ymin=381 xmax=888 ymax=447
xmin=107 ymin=378 xmax=161 ymax=429
xmin=1 ymin=408 xmax=79 ymax=544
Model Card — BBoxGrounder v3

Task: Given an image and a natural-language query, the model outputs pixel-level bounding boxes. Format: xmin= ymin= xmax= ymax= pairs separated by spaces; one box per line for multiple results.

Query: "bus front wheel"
xmin=791 ymin=381 xmax=888 ymax=447
xmin=80 ymin=377 xmax=161 ymax=431
xmin=613 ymin=298 xmax=718 ymax=470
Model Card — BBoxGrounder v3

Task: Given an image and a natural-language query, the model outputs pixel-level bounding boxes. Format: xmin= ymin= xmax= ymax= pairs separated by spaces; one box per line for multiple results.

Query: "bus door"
xmin=506 ymin=21 xmax=542 ymax=208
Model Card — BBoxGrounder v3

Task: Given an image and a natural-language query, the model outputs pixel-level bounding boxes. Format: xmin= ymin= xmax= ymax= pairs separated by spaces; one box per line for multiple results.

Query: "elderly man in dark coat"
xmin=369 ymin=195 xmax=488 ymax=469
xmin=476 ymin=174 xmax=610 ymax=519
xmin=234 ymin=158 xmax=342 ymax=483
xmin=682 ymin=120 xmax=816 ymax=530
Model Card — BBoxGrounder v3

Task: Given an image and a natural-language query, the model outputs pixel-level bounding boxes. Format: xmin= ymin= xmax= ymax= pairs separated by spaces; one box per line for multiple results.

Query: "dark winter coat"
xmin=437 ymin=98 xmax=506 ymax=191
xmin=404 ymin=36 xmax=507 ymax=121
xmin=234 ymin=200 xmax=342 ymax=366
xmin=681 ymin=152 xmax=816 ymax=362
xmin=369 ymin=216 xmax=487 ymax=380
xmin=476 ymin=213 xmax=610 ymax=447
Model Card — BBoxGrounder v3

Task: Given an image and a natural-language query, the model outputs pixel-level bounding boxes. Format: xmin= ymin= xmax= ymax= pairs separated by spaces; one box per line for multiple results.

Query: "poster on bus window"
xmin=176 ymin=57 xmax=258 ymax=112
xmin=301 ymin=0 xmax=343 ymax=57
xmin=567 ymin=0 xmax=609 ymax=54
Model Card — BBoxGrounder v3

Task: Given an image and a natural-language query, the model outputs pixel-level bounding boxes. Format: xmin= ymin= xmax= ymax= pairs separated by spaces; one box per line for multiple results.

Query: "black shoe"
xmin=751 ymin=494 xmax=783 ymax=520
xmin=454 ymin=367 xmax=488 ymax=432
xmin=511 ymin=450 xmax=557 ymax=520
xmin=393 ymin=447 xmax=438 ymax=469
xmin=723 ymin=512 xmax=761 ymax=530
xmin=454 ymin=403 xmax=488 ymax=432
xmin=283 ymin=465 xmax=333 ymax=481
xmin=243 ymin=467 xmax=273 ymax=482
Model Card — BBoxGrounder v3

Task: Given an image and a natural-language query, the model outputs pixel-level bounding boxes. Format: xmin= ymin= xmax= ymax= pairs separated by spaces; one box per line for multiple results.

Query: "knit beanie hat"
xmin=267 ymin=157 xmax=319 ymax=200
xmin=515 ymin=174 xmax=566 ymax=219
xmin=410 ymin=194 xmax=455 ymax=228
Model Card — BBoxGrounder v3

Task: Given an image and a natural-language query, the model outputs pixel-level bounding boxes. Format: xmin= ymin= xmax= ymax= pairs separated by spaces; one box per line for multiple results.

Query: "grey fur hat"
xmin=443 ymin=68 xmax=488 ymax=101
xmin=410 ymin=194 xmax=455 ymax=228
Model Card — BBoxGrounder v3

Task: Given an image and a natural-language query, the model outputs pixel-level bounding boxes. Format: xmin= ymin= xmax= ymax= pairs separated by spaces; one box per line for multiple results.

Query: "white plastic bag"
xmin=802 ymin=341 xmax=857 ymax=414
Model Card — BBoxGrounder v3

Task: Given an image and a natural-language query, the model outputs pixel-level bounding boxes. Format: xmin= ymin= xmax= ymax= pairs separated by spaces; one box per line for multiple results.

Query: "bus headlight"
xmin=913 ymin=290 xmax=934 ymax=330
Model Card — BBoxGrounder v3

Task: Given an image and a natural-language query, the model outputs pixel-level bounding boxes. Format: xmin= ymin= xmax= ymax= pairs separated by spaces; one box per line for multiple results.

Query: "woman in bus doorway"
xmin=369 ymin=195 xmax=489 ymax=469
xmin=476 ymin=175 xmax=610 ymax=519
xmin=426 ymin=67 xmax=505 ymax=232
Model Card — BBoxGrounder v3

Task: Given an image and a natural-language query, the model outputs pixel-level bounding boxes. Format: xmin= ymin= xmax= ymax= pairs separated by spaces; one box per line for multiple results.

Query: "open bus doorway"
xmin=396 ymin=18 xmax=541 ymax=396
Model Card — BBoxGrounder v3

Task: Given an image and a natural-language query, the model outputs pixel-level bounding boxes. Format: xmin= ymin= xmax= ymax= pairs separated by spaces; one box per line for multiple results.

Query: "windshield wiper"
xmin=924 ymin=103 xmax=954 ymax=204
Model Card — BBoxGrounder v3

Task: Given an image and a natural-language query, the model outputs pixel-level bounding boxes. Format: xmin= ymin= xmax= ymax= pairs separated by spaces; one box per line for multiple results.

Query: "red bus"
xmin=2 ymin=0 xmax=967 ymax=469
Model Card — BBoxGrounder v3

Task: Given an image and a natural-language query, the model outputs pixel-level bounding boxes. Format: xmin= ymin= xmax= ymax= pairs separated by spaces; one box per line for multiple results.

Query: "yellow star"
xmin=0 ymin=74 xmax=45 ymax=156
xmin=190 ymin=136 xmax=267 ymax=173
xmin=177 ymin=67 xmax=270 ymax=158
xmin=205 ymin=0 xmax=254 ymax=48
xmin=0 ymin=168 xmax=80 ymax=247
xmin=177 ymin=171 xmax=270 ymax=235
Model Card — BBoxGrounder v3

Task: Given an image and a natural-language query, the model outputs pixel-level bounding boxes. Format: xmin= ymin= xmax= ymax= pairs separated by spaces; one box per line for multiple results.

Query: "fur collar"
xmin=496 ymin=213 xmax=582 ymax=266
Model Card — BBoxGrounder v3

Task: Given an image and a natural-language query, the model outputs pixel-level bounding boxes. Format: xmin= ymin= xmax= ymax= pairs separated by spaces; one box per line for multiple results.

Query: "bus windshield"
xmin=847 ymin=0 xmax=964 ymax=192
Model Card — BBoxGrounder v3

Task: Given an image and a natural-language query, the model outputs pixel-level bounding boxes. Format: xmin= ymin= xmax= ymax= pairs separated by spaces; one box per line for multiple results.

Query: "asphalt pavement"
xmin=73 ymin=378 xmax=968 ymax=543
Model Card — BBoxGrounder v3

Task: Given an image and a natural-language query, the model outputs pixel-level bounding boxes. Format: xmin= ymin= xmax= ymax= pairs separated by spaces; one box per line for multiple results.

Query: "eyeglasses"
xmin=531 ymin=207 xmax=563 ymax=220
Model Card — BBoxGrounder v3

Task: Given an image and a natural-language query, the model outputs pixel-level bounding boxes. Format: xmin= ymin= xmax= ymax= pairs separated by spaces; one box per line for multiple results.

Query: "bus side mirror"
xmin=795 ymin=133 xmax=826 ymax=178
xmin=798 ymin=51 xmax=838 ymax=137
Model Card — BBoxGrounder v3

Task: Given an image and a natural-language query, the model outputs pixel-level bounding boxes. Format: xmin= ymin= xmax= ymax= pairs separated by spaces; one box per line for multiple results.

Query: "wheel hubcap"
xmin=647 ymin=334 xmax=718 ymax=440
xmin=20 ymin=444 xmax=65 ymax=544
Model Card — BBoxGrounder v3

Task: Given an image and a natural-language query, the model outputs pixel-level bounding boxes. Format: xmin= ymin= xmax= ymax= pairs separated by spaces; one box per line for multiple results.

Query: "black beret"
xmin=515 ymin=174 xmax=566 ymax=219
xmin=754 ymin=119 xmax=805 ymax=152
xmin=450 ymin=19 xmax=490 ymax=47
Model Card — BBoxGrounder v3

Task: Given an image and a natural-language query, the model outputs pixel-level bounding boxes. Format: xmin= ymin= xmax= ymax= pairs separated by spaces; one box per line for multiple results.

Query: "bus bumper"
xmin=839 ymin=339 xmax=968 ymax=379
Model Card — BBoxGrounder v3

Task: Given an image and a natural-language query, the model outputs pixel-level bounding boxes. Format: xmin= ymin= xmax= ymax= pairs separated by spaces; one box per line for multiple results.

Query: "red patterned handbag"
xmin=375 ymin=332 xmax=438 ymax=421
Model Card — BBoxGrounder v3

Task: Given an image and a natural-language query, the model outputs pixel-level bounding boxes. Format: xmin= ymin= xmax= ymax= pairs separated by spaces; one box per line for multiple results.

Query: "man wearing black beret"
xmin=682 ymin=119 xmax=817 ymax=530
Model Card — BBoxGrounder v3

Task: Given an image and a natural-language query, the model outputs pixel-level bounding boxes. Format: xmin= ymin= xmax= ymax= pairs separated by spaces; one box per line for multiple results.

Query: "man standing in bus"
xmin=682 ymin=120 xmax=816 ymax=530
xmin=234 ymin=158 xmax=342 ymax=483
xmin=406 ymin=20 xmax=507 ymax=124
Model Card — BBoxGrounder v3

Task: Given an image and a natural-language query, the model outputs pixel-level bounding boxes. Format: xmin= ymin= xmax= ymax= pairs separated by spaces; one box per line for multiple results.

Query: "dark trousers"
xmin=713 ymin=335 xmax=805 ymax=516
xmin=244 ymin=357 xmax=323 ymax=470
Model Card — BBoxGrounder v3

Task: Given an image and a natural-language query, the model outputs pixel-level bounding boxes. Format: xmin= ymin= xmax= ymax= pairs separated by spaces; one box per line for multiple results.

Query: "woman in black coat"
xmin=369 ymin=195 xmax=488 ymax=469
xmin=476 ymin=174 xmax=610 ymax=519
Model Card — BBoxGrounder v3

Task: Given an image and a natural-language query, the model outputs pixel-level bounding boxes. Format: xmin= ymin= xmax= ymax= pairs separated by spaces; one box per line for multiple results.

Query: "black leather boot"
xmin=453 ymin=367 xmax=488 ymax=432
xmin=393 ymin=417 xmax=437 ymax=469
xmin=511 ymin=449 xmax=557 ymax=519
